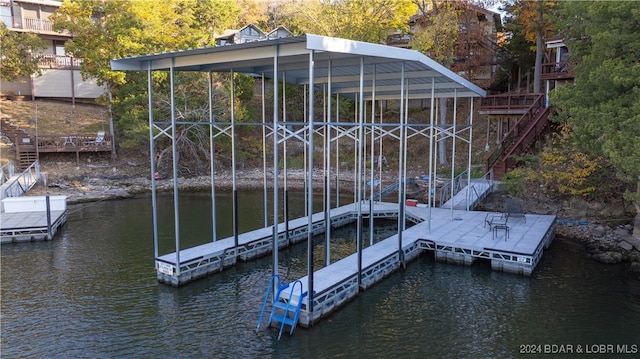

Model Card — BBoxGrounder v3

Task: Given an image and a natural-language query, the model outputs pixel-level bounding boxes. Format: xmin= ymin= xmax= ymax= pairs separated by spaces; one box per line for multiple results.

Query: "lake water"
xmin=2 ymin=192 xmax=639 ymax=358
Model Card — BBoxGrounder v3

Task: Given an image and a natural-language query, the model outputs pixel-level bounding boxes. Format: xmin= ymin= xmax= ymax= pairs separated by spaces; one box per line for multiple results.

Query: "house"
xmin=387 ymin=3 xmax=502 ymax=88
xmin=0 ymin=0 xmax=104 ymax=101
xmin=267 ymin=26 xmax=293 ymax=40
xmin=215 ymin=23 xmax=292 ymax=46
xmin=542 ymin=33 xmax=574 ymax=102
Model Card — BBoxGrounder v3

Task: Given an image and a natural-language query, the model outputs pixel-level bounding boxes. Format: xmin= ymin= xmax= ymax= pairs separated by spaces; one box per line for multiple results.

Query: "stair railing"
xmin=485 ymin=94 xmax=546 ymax=173
xmin=502 ymin=106 xmax=553 ymax=171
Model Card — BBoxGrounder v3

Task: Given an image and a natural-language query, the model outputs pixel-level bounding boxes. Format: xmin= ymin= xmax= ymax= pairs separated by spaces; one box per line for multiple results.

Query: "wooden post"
xmin=14 ymin=135 xmax=21 ymax=164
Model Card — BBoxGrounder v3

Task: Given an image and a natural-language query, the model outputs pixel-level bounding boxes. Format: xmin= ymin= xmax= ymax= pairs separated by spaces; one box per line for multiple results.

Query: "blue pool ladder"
xmin=256 ymin=274 xmax=284 ymax=334
xmin=257 ymin=276 xmax=307 ymax=340
xmin=269 ymin=279 xmax=307 ymax=340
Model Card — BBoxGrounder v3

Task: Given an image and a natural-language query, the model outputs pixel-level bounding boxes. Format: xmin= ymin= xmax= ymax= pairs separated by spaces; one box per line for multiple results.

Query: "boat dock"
xmin=159 ymin=201 xmax=555 ymax=326
xmin=282 ymin=203 xmax=555 ymax=326
xmin=0 ymin=195 xmax=68 ymax=244
xmin=113 ymin=34 xmax=556 ymax=333
xmin=155 ymin=202 xmax=422 ymax=286
xmin=156 ymin=201 xmax=555 ymax=292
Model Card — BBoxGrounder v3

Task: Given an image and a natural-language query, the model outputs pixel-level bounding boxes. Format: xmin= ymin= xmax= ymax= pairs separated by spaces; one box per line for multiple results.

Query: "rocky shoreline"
xmin=28 ymin=166 xmax=640 ymax=279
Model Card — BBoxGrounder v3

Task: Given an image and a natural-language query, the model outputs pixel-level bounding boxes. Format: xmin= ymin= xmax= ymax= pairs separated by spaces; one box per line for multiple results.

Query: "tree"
xmin=52 ymin=0 xmax=242 ymax=159
xmin=497 ymin=5 xmax=534 ymax=91
xmin=410 ymin=0 xmax=459 ymax=165
xmin=135 ymin=0 xmax=240 ymax=51
xmin=411 ymin=0 xmax=500 ymax=164
xmin=500 ymin=0 xmax=556 ymax=93
xmin=52 ymin=0 xmax=145 ymax=157
xmin=237 ymin=0 xmax=269 ymax=29
xmin=551 ymin=1 xmax=640 ymax=211
xmin=279 ymin=0 xmax=416 ymax=43
xmin=0 ymin=22 xmax=46 ymax=81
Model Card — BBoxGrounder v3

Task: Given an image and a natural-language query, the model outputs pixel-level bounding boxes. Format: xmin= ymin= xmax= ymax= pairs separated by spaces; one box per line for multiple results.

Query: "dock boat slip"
xmin=157 ymin=202 xmax=555 ymax=326
xmin=112 ymin=34 xmax=554 ymax=332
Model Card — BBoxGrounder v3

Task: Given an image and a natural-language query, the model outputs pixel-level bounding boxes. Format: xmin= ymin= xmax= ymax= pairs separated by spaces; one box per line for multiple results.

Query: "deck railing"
xmin=23 ymin=17 xmax=54 ymax=32
xmin=480 ymin=93 xmax=540 ymax=112
xmin=5 ymin=16 xmax=70 ymax=35
xmin=38 ymin=55 xmax=82 ymax=69
xmin=541 ymin=61 xmax=576 ymax=80
xmin=34 ymin=134 xmax=112 ymax=148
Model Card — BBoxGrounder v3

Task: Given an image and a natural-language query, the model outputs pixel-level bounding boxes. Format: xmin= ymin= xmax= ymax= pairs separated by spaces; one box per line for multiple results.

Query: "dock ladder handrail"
xmin=267 ymin=279 xmax=307 ymax=340
xmin=256 ymin=274 xmax=284 ymax=333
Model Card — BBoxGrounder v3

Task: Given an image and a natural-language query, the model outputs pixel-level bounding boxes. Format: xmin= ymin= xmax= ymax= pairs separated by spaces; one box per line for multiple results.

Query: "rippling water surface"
xmin=2 ymin=192 xmax=639 ymax=358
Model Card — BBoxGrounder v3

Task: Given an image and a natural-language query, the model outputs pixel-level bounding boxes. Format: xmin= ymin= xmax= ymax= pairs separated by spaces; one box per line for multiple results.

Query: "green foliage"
xmin=501 ymin=125 xmax=626 ymax=201
xmin=134 ymin=0 xmax=239 ymax=50
xmin=499 ymin=1 xmax=557 ymax=92
xmin=0 ymin=22 xmax=46 ymax=81
xmin=551 ymin=1 xmax=640 ymax=205
xmin=223 ymin=73 xmax=257 ymax=123
xmin=410 ymin=1 xmax=459 ymax=66
xmin=499 ymin=2 xmax=536 ymax=74
xmin=279 ymin=0 xmax=416 ymax=42
xmin=52 ymin=0 xmax=144 ymax=87
xmin=538 ymin=126 xmax=601 ymax=198
xmin=500 ymin=167 xmax=530 ymax=196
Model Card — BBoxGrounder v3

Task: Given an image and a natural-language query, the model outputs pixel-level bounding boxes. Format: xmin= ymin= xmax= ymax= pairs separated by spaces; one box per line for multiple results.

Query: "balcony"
xmin=386 ymin=33 xmax=411 ymax=48
xmin=541 ymin=61 xmax=576 ymax=81
xmin=38 ymin=55 xmax=82 ymax=70
xmin=5 ymin=16 xmax=68 ymax=36
xmin=478 ymin=93 xmax=542 ymax=115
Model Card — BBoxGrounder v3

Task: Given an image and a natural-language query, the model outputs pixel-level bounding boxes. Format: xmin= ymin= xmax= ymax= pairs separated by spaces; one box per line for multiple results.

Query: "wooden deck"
xmin=15 ymin=133 xmax=112 ymax=165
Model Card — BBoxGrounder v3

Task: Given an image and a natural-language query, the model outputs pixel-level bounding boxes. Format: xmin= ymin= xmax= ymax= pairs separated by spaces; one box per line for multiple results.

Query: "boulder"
xmin=614 ymin=227 xmax=631 ymax=240
xmin=619 ymin=240 xmax=634 ymax=251
xmin=593 ymin=225 xmax=607 ymax=238
xmin=592 ymin=251 xmax=623 ymax=264
xmin=626 ymin=236 xmax=640 ymax=251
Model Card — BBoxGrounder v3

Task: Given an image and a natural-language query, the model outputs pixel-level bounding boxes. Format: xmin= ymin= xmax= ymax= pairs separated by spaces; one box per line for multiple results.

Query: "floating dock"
xmin=0 ymin=195 xmax=68 ymax=244
xmin=156 ymin=202 xmax=555 ymax=290
xmin=155 ymin=202 xmax=423 ymax=286
xmin=282 ymin=203 xmax=555 ymax=326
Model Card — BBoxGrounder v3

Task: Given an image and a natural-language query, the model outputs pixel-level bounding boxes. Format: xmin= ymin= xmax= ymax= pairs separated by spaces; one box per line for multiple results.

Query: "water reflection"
xmin=1 ymin=192 xmax=639 ymax=358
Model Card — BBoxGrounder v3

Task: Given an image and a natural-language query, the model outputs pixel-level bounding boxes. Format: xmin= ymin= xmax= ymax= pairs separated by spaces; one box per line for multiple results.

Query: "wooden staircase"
xmin=0 ymin=118 xmax=37 ymax=170
xmin=481 ymin=93 xmax=553 ymax=180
